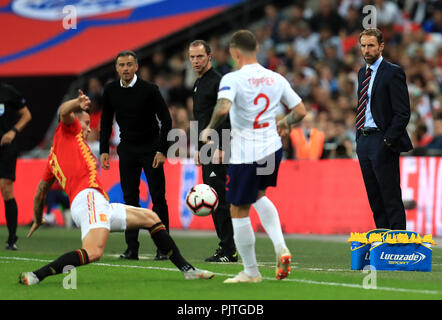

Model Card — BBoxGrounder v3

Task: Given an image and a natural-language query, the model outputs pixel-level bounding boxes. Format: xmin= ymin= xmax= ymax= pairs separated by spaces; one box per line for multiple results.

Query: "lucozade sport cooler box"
xmin=349 ymin=229 xmax=389 ymax=270
xmin=349 ymin=230 xmax=437 ymax=272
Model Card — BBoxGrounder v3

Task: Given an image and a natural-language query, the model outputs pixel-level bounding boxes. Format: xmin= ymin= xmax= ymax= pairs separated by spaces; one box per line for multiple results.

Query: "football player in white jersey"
xmin=201 ymin=30 xmax=306 ymax=283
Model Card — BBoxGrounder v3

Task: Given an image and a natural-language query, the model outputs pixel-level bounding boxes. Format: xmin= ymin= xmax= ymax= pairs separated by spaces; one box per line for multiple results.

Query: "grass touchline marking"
xmin=1 ymin=256 xmax=440 ymax=295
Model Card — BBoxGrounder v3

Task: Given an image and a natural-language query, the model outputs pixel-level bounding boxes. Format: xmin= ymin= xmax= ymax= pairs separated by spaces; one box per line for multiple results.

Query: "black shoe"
xmin=205 ymin=248 xmax=238 ymax=262
xmin=5 ymin=236 xmax=18 ymax=251
xmin=119 ymin=248 xmax=139 ymax=260
xmin=154 ymin=251 xmax=169 ymax=261
xmin=205 ymin=248 xmax=223 ymax=262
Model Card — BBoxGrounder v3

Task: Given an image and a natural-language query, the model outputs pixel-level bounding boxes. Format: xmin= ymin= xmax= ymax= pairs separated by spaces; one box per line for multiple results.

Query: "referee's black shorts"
xmin=0 ymin=141 xmax=18 ymax=181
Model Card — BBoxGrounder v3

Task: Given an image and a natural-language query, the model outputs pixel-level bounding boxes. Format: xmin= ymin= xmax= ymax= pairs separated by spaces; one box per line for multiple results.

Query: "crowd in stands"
xmin=50 ymin=0 xmax=442 ymax=160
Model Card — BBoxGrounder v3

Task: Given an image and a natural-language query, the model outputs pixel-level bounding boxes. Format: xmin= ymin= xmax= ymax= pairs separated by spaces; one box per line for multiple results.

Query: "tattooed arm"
xmin=201 ymin=98 xmax=232 ymax=143
xmin=277 ymin=101 xmax=307 ymax=137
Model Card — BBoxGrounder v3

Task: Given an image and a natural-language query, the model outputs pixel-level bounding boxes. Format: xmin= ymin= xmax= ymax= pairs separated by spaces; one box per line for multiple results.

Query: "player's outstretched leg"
xmin=19 ymin=228 xmax=108 ymax=286
xmin=125 ymin=206 xmax=214 ymax=280
xmin=19 ymin=249 xmax=91 ymax=286
xmin=148 ymin=222 xmax=214 ymax=280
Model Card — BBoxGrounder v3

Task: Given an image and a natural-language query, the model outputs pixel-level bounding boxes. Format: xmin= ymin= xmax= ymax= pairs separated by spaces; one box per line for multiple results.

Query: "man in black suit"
xmin=355 ymin=28 xmax=413 ymax=230
xmin=100 ymin=50 xmax=172 ymax=260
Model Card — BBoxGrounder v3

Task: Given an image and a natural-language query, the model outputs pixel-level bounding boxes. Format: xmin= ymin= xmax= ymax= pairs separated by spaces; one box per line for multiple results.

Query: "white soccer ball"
xmin=185 ymin=184 xmax=219 ymax=217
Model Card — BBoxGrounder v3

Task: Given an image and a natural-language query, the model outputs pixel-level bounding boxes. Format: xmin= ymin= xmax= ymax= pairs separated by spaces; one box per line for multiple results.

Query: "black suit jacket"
xmin=356 ymin=59 xmax=413 ymax=153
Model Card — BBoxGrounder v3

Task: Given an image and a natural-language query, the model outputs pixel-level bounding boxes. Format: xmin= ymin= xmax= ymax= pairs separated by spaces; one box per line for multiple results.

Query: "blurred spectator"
xmin=332 ymin=119 xmax=355 ymax=157
xmin=264 ymin=3 xmax=285 ymax=42
xmin=138 ymin=65 xmax=152 ymax=81
xmin=49 ymin=1 xmax=441 ymax=161
xmin=341 ymin=5 xmax=363 ymax=35
xmin=266 ymin=47 xmax=283 ymax=71
xmin=287 ymin=2 xmax=308 ymax=25
xmin=85 ymin=77 xmax=103 ymax=157
xmin=317 ymin=26 xmax=344 ymax=61
xmin=170 ymin=105 xmax=191 ymax=158
xmin=338 ymin=0 xmax=363 ymax=18
xmin=150 ymin=50 xmax=170 ymax=77
xmin=255 ymin=25 xmax=274 ymax=65
xmin=374 ymin=0 xmax=404 ymax=26
xmin=168 ymin=52 xmax=186 ymax=75
xmin=87 ymin=77 xmax=103 ymax=98
xmin=333 ymin=137 xmax=354 ymax=158
xmin=293 ymin=20 xmax=321 ymax=58
xmin=409 ymin=0 xmax=433 ymax=25
xmin=309 ymin=0 xmax=344 ymax=35
xmin=317 ymin=63 xmax=339 ymax=95
xmin=422 ymin=2 xmax=442 ymax=33
xmin=323 ymin=118 xmax=339 ymax=158
xmin=274 ymin=20 xmax=296 ymax=55
xmin=425 ymin=112 xmax=442 ymax=150
xmin=310 ymin=86 xmax=333 ymax=114
xmin=413 ymin=122 xmax=433 ymax=147
xmin=167 ymin=72 xmax=191 ymax=107
xmin=43 ymin=180 xmax=71 ymax=228
xmin=153 ymin=71 xmax=170 ymax=102
xmin=289 ymin=112 xmax=325 ymax=160
xmin=212 ymin=46 xmax=233 ymax=75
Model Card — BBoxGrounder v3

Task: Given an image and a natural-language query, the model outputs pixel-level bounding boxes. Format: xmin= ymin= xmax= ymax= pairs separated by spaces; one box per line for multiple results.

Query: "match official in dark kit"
xmin=189 ymin=40 xmax=237 ymax=262
xmin=0 ymin=82 xmax=32 ymax=250
xmin=100 ymin=50 xmax=172 ymax=260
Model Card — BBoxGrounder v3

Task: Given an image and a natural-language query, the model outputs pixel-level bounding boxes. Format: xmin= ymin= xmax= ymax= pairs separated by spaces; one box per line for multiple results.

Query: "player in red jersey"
xmin=19 ymin=90 xmax=213 ymax=285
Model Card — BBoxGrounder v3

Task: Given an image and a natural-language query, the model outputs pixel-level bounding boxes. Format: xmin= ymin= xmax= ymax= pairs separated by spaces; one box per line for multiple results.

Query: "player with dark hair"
xmin=202 ymin=30 xmax=306 ymax=283
xmin=19 ymin=90 xmax=213 ymax=285
xmin=0 ymin=82 xmax=32 ymax=250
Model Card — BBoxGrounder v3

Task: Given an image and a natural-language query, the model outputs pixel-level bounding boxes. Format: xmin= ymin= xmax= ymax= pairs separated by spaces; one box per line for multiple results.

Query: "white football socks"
xmin=231 ymin=217 xmax=260 ymax=277
xmin=253 ymin=196 xmax=286 ymax=254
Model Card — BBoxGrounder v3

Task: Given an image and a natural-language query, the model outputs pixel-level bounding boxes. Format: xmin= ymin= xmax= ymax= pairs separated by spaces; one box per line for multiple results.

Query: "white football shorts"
xmin=71 ymin=188 xmax=127 ymax=239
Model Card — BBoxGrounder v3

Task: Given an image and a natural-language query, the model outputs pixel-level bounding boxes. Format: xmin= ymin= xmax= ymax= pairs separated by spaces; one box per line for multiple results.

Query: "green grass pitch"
xmin=0 ymin=226 xmax=441 ymax=300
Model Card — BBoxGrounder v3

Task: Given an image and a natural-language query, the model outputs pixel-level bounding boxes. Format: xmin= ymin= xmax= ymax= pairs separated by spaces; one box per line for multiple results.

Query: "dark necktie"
xmin=356 ymin=67 xmax=372 ymax=130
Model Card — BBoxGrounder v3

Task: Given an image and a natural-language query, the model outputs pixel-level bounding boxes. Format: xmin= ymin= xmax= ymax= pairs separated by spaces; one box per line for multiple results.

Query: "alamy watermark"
xmin=62 ymin=265 xmax=77 ymax=289
xmin=62 ymin=5 xmax=77 ymax=29
xmin=167 ymin=121 xmax=277 ymax=176
xmin=362 ymin=5 xmax=377 ymax=29
xmin=362 ymin=265 xmax=377 ymax=290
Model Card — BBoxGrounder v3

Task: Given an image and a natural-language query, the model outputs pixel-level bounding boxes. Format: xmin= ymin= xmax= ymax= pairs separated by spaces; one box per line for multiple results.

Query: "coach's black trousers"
xmin=117 ymin=143 xmax=169 ymax=252
xmin=202 ymin=162 xmax=235 ymax=255
xmin=356 ymin=131 xmax=406 ymax=230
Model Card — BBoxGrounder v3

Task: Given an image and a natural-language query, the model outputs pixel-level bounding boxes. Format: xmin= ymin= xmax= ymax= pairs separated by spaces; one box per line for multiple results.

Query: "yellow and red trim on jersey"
xmin=75 ymin=133 xmax=110 ymax=201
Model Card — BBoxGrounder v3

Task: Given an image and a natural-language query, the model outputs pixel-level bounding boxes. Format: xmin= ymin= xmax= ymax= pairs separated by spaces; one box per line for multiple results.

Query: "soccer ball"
xmin=185 ymin=184 xmax=219 ymax=216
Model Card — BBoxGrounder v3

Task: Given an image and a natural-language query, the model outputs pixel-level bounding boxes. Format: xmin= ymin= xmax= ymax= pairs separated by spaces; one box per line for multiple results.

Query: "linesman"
xmin=188 ymin=40 xmax=237 ymax=262
xmin=0 ymin=82 xmax=32 ymax=250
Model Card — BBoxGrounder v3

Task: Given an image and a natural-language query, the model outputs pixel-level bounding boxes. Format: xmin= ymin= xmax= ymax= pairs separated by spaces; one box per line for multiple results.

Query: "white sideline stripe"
xmin=2 ymin=256 xmax=440 ymax=296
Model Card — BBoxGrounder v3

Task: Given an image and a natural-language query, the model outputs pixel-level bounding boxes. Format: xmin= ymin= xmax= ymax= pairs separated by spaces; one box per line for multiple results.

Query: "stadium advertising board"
xmin=1 ymin=157 xmax=441 ymax=236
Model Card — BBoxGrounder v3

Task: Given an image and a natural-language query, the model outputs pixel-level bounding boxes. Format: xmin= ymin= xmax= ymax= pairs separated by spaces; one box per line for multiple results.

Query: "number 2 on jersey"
xmin=253 ymin=93 xmax=270 ymax=129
